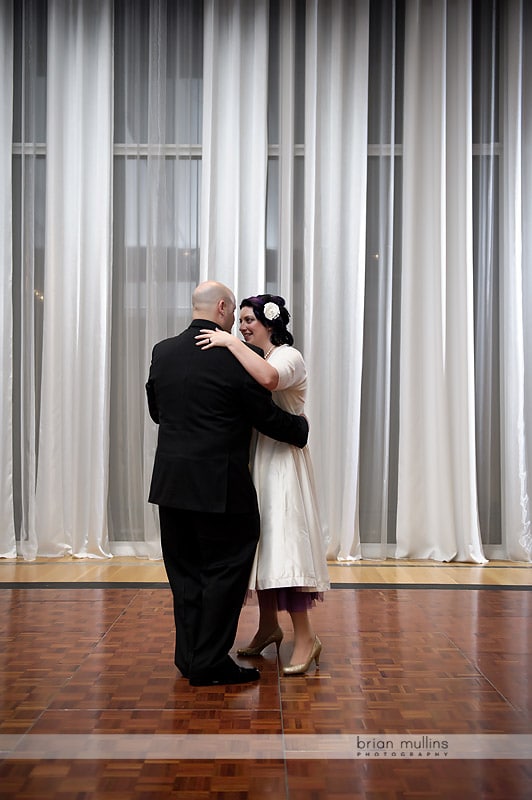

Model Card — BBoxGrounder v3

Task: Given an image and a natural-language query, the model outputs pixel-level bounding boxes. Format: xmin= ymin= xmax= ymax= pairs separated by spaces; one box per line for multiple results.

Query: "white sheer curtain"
xmin=3 ymin=0 xmax=532 ymax=563
xmin=396 ymin=0 xmax=485 ymax=561
xmin=201 ymin=0 xmax=269 ymax=301
xmin=303 ymin=0 xmax=369 ymax=560
xmin=521 ymin=0 xmax=532 ymax=558
xmin=499 ymin=0 xmax=531 ymax=559
xmin=0 ymin=0 xmax=15 ymax=557
xmin=33 ymin=0 xmax=114 ymax=558
xmin=274 ymin=0 xmax=297 ymax=306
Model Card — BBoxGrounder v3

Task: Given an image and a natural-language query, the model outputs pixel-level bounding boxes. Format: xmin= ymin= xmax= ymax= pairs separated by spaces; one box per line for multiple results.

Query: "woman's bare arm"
xmin=195 ymin=329 xmax=279 ymax=391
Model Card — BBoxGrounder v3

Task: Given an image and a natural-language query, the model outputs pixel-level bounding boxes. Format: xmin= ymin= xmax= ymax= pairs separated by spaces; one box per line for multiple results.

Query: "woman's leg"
xmin=286 ymin=609 xmax=316 ymax=667
xmin=244 ymin=589 xmax=280 ymax=647
xmin=238 ymin=589 xmax=285 ymax=656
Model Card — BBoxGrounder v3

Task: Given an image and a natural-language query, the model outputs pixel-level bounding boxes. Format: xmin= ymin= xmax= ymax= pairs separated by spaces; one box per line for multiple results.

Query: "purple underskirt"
xmin=247 ymin=587 xmax=324 ymax=613
xmin=276 ymin=588 xmax=324 ymax=612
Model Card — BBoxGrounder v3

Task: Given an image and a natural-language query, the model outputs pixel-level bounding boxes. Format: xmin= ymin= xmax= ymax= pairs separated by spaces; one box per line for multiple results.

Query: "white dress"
xmin=248 ymin=345 xmax=330 ymax=593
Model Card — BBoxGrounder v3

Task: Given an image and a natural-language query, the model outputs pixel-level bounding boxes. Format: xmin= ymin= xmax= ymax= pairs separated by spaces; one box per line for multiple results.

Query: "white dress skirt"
xmin=247 ymin=345 xmax=330 ymax=598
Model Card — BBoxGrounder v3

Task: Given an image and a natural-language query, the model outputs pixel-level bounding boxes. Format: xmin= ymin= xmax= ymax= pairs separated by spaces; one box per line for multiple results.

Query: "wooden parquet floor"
xmin=0 ymin=561 xmax=531 ymax=799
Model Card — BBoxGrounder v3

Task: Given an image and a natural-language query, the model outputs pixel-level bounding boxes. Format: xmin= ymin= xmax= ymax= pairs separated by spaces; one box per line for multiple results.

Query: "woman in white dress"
xmin=196 ymin=294 xmax=329 ymax=675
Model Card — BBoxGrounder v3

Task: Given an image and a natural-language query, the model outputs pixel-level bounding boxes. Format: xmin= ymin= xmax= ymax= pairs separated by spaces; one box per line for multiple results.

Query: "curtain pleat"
xmin=521 ymin=0 xmax=532 ymax=559
xmin=0 ymin=0 xmax=15 ymax=557
xmin=34 ymin=0 xmax=113 ymax=557
xmin=304 ymin=0 xmax=370 ymax=560
xmin=500 ymin=0 xmax=531 ymax=560
xmin=276 ymin=0 xmax=296 ymax=307
xmin=397 ymin=0 xmax=485 ymax=562
xmin=201 ymin=0 xmax=269 ymax=302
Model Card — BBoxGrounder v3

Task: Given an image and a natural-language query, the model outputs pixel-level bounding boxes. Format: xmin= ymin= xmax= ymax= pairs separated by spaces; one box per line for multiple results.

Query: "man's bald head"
xmin=192 ymin=281 xmax=236 ymax=332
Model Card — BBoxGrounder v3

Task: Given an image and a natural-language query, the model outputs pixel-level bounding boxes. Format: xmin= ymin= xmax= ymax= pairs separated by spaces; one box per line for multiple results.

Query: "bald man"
xmin=146 ymin=281 xmax=309 ymax=686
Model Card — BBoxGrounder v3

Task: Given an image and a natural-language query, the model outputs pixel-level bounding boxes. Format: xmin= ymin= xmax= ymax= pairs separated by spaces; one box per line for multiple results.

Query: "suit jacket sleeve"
xmin=243 ymin=374 xmax=309 ymax=448
xmin=145 ymin=375 xmax=159 ymax=424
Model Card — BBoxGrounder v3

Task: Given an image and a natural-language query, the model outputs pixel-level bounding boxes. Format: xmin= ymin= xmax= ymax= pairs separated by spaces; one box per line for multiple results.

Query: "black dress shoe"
xmin=189 ymin=661 xmax=260 ymax=687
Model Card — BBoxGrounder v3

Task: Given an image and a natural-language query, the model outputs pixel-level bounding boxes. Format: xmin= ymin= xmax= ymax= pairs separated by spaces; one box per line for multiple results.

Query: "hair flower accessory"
xmin=264 ymin=302 xmax=281 ymax=321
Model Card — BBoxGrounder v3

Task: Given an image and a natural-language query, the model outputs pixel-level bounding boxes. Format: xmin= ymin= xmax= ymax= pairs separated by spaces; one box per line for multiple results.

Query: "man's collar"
xmin=189 ymin=318 xmax=219 ymax=330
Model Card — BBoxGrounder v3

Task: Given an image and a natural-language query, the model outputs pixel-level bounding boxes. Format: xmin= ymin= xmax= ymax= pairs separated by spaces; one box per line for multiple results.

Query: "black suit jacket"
xmin=146 ymin=319 xmax=309 ymax=514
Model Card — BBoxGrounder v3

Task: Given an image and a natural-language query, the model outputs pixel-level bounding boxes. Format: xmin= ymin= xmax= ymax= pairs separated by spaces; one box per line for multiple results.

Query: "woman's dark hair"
xmin=239 ymin=294 xmax=294 ymax=346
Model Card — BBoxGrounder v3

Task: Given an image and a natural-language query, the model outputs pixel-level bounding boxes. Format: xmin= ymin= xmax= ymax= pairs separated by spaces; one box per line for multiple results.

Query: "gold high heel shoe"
xmin=282 ymin=635 xmax=322 ymax=676
xmin=237 ymin=626 xmax=284 ymax=657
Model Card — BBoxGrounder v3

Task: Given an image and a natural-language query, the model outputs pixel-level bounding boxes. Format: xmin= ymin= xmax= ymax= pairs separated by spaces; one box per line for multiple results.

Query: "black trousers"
xmin=158 ymin=506 xmax=260 ymax=677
